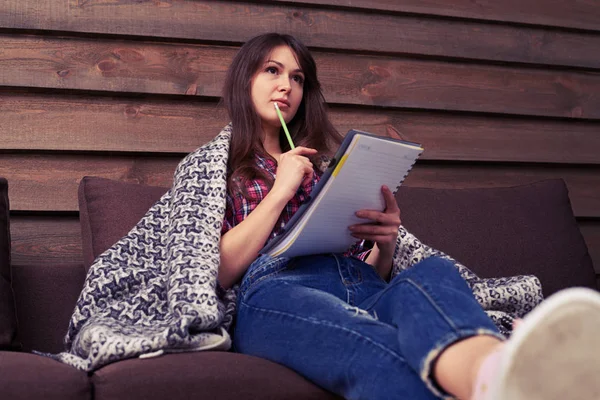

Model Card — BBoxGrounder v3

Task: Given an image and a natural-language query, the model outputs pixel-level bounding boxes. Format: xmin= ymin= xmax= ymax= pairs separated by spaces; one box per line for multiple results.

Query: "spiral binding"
xmin=393 ymin=150 xmax=423 ymax=194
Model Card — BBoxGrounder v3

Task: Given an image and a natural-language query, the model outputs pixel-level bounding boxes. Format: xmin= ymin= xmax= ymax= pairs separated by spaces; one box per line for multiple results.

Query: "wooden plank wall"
xmin=1 ymin=1 xmax=599 ymax=283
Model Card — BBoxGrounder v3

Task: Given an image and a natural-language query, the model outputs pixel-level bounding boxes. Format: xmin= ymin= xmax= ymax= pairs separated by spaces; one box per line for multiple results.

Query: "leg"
xmin=234 ymin=279 xmax=438 ymax=400
xmin=474 ymin=287 xmax=600 ymax=400
xmin=357 ymin=256 xmax=504 ymax=398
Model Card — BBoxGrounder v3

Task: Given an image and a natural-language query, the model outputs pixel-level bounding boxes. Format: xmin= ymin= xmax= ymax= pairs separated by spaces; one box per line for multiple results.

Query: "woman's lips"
xmin=273 ymin=100 xmax=290 ymax=109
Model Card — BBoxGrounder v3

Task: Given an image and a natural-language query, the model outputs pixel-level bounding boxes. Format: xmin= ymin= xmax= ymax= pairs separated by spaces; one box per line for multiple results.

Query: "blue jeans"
xmin=233 ymin=254 xmax=503 ymax=400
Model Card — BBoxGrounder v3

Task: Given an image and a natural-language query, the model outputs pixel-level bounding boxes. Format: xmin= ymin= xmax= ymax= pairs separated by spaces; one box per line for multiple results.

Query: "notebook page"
xmin=270 ymin=134 xmax=421 ymax=257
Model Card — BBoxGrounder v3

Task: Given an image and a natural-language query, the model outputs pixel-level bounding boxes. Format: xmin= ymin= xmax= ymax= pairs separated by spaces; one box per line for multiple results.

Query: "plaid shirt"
xmin=222 ymin=154 xmax=370 ymax=259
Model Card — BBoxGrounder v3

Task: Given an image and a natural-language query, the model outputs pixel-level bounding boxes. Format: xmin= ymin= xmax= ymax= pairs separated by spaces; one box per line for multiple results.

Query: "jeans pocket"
xmin=239 ymin=255 xmax=290 ymax=298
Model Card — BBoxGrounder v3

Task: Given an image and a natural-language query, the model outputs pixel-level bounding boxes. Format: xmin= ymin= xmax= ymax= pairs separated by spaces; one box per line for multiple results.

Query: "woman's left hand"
xmin=349 ymin=185 xmax=401 ymax=254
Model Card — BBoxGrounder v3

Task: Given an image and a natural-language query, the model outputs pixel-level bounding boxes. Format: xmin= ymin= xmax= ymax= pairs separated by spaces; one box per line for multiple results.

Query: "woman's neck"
xmin=261 ymin=127 xmax=282 ymax=160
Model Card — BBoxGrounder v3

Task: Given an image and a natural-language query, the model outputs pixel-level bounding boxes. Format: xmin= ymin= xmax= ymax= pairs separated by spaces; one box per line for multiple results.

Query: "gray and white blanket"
xmin=50 ymin=124 xmax=543 ymax=371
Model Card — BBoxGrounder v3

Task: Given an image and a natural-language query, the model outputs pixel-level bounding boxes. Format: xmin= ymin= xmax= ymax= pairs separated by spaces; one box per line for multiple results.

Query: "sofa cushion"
xmin=396 ymin=179 xmax=597 ymax=297
xmin=12 ymin=263 xmax=86 ymax=353
xmin=0 ymin=178 xmax=19 ymax=350
xmin=78 ymin=176 xmax=168 ymax=271
xmin=0 ymin=351 xmax=91 ymax=400
xmin=92 ymin=351 xmax=339 ymax=400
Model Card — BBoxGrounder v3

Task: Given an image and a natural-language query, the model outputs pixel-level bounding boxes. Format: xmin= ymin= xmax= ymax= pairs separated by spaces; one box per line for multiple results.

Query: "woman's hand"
xmin=219 ymin=146 xmax=317 ymax=289
xmin=349 ymin=185 xmax=401 ymax=280
xmin=349 ymin=185 xmax=401 ymax=253
xmin=271 ymin=146 xmax=318 ymax=202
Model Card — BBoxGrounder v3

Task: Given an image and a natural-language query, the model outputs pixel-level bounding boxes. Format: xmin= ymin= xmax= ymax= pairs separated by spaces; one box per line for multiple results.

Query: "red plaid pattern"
xmin=223 ymin=154 xmax=370 ymax=259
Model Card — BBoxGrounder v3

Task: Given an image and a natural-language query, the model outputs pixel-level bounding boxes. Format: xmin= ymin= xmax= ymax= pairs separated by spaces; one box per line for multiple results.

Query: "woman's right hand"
xmin=271 ymin=146 xmax=318 ymax=201
xmin=219 ymin=146 xmax=317 ymax=288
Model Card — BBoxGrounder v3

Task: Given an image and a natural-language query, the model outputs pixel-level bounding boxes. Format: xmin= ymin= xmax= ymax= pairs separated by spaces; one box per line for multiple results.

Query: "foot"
xmin=472 ymin=287 xmax=600 ymax=400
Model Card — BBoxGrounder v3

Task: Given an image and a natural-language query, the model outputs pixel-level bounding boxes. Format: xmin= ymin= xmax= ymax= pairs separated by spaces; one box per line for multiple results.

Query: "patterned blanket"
xmin=49 ymin=124 xmax=543 ymax=371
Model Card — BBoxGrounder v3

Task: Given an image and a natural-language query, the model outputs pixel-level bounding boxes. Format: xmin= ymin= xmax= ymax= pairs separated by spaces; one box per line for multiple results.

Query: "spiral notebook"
xmin=260 ymin=129 xmax=423 ymax=258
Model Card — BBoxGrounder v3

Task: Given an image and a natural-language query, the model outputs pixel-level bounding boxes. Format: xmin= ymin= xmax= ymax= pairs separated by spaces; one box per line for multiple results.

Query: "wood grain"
xmin=0 ymin=92 xmax=229 ymax=153
xmin=0 ymin=154 xmax=179 ymax=211
xmin=318 ymin=53 xmax=600 ymax=118
xmin=2 ymin=91 xmax=600 ymax=164
xmin=330 ymin=110 xmax=600 ymax=165
xmin=2 ymin=36 xmax=600 ymax=119
xmin=272 ymin=0 xmax=600 ymax=32
xmin=10 ymin=216 xmax=83 ymax=265
xmin=1 ymin=1 xmax=599 ymax=67
xmin=2 ymin=154 xmax=599 ymax=216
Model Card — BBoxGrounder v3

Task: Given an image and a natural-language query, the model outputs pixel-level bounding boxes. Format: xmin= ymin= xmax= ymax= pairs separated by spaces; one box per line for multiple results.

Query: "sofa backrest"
xmin=396 ymin=179 xmax=597 ymax=296
xmin=78 ymin=176 xmax=597 ymax=298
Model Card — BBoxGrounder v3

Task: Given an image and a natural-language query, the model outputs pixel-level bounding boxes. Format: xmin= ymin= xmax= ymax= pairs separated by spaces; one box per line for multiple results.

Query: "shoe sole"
xmin=491 ymin=287 xmax=600 ymax=400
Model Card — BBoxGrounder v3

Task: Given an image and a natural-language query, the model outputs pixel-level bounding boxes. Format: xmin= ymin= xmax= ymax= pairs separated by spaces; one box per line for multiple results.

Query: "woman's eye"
xmin=293 ymin=75 xmax=305 ymax=85
xmin=266 ymin=66 xmax=278 ymax=74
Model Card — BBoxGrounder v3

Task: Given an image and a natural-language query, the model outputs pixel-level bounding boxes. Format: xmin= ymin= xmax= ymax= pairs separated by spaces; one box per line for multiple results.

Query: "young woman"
xmin=219 ymin=33 xmax=600 ymax=400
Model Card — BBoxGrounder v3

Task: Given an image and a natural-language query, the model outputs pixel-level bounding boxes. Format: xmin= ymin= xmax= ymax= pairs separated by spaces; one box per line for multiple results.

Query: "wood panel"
xmin=10 ymin=216 xmax=83 ymax=265
xmin=2 ymin=155 xmax=599 ymax=216
xmin=0 ymin=155 xmax=178 ymax=212
xmin=2 ymin=1 xmax=599 ymax=68
xmin=2 ymin=91 xmax=600 ymax=164
xmin=0 ymin=92 xmax=229 ymax=154
xmin=275 ymin=0 xmax=600 ymax=32
xmin=1 ymin=0 xmax=598 ymax=288
xmin=2 ymin=36 xmax=600 ymax=119
xmin=339 ymin=112 xmax=600 ymax=165
xmin=579 ymin=220 xmax=600 ymax=273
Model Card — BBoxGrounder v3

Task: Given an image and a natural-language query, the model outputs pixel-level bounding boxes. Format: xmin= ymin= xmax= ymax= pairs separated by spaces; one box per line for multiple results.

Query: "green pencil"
xmin=274 ymin=102 xmax=295 ymax=149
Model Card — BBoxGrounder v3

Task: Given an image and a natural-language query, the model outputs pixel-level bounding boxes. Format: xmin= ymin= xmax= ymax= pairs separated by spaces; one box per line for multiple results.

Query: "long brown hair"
xmin=222 ymin=33 xmax=342 ymax=198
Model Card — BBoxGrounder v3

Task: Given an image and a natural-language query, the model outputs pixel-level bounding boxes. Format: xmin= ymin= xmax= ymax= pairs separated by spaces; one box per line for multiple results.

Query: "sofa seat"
xmin=0 ymin=351 xmax=91 ymax=400
xmin=0 ymin=350 xmax=339 ymax=400
xmin=92 ymin=351 xmax=338 ymax=400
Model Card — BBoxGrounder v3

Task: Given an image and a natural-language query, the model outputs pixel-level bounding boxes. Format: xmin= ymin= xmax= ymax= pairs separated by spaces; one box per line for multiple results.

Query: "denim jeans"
xmin=233 ymin=254 xmax=503 ymax=400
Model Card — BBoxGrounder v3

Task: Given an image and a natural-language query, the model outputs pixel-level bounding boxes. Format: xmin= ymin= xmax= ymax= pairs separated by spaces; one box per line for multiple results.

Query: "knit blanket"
xmin=49 ymin=124 xmax=543 ymax=371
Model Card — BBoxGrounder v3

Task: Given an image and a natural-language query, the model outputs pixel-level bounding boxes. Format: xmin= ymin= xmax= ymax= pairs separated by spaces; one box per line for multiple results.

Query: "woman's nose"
xmin=278 ymin=76 xmax=291 ymax=92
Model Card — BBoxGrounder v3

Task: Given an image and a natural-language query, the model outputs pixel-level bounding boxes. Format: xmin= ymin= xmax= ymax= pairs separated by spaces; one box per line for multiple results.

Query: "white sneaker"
xmin=485 ymin=287 xmax=600 ymax=400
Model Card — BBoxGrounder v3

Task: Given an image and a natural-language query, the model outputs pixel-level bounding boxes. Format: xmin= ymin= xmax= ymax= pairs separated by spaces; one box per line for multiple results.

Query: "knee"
xmin=417 ymin=255 xmax=455 ymax=271
xmin=405 ymin=256 xmax=462 ymax=284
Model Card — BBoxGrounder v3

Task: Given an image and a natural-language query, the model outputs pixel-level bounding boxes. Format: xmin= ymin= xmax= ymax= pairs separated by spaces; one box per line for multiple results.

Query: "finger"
xmin=280 ymin=153 xmax=314 ymax=171
xmin=350 ymin=233 xmax=396 ymax=244
xmin=301 ymin=158 xmax=314 ymax=169
xmin=354 ymin=210 xmax=400 ymax=226
xmin=299 ymin=159 xmax=314 ymax=175
xmin=349 ymin=223 xmax=399 ymax=236
xmin=288 ymin=146 xmax=318 ymax=156
xmin=302 ymin=169 xmax=314 ymax=186
xmin=381 ymin=185 xmax=400 ymax=213
xmin=300 ymin=161 xmax=314 ymax=185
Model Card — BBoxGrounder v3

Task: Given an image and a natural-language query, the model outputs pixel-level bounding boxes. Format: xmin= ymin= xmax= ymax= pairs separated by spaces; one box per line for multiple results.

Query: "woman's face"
xmin=250 ymin=45 xmax=305 ymax=135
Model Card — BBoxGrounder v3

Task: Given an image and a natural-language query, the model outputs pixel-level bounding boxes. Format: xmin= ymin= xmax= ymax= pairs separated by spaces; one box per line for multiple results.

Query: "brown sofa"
xmin=0 ymin=176 xmax=597 ymax=400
